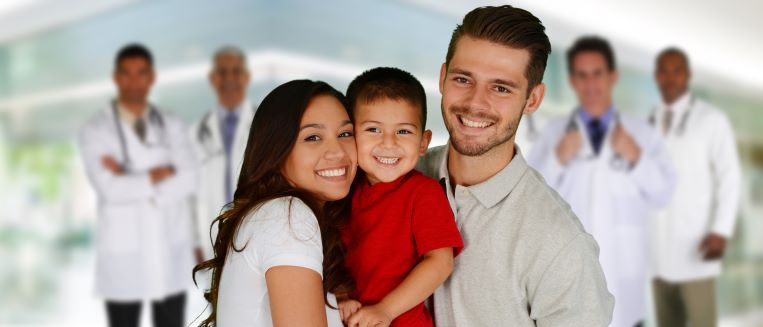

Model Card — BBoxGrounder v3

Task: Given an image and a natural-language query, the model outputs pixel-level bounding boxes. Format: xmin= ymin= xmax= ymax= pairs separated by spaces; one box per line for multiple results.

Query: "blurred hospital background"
xmin=0 ymin=0 xmax=761 ymax=326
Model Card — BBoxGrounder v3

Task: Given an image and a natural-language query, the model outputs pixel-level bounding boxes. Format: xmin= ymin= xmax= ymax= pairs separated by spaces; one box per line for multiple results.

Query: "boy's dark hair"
xmin=566 ymin=36 xmax=616 ymax=74
xmin=346 ymin=67 xmax=427 ymax=130
xmin=115 ymin=43 xmax=153 ymax=68
xmin=445 ymin=5 xmax=551 ymax=96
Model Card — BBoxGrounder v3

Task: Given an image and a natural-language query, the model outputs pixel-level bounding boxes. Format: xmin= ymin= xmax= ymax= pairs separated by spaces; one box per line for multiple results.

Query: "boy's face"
xmin=354 ymin=98 xmax=432 ymax=185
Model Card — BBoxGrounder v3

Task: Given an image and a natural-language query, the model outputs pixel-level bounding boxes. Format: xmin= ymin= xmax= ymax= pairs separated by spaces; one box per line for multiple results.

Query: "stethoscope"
xmin=196 ymin=112 xmax=225 ymax=163
xmin=648 ymin=96 xmax=695 ymax=136
xmin=565 ymin=110 xmax=630 ymax=171
xmin=111 ymin=99 xmax=167 ymax=173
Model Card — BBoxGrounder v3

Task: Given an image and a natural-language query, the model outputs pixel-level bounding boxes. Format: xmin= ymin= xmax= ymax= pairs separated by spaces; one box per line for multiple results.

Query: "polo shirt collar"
xmin=437 ymin=143 xmax=529 ymax=209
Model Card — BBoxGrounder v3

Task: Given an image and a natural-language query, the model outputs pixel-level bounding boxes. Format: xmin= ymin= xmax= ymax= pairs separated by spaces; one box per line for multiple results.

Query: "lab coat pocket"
xmin=98 ymin=205 xmax=140 ymax=253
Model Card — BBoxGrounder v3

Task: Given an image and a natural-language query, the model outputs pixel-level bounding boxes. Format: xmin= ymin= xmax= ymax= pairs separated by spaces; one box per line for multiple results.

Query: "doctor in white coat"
xmin=528 ymin=37 xmax=675 ymax=327
xmin=649 ymin=48 xmax=741 ymax=327
xmin=78 ymin=44 xmax=197 ymax=327
xmin=190 ymin=46 xmax=254 ymax=262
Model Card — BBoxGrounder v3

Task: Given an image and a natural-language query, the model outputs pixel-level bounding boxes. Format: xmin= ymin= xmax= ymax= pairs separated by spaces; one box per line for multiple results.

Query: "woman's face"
xmin=282 ymin=94 xmax=357 ymax=202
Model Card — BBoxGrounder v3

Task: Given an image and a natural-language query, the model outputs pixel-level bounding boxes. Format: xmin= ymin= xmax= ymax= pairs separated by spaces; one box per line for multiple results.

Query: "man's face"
xmin=113 ymin=57 xmax=154 ymax=104
xmin=439 ymin=36 xmax=544 ymax=156
xmin=655 ymin=53 xmax=690 ymax=104
xmin=210 ymin=54 xmax=250 ymax=107
xmin=569 ymin=51 xmax=617 ymax=111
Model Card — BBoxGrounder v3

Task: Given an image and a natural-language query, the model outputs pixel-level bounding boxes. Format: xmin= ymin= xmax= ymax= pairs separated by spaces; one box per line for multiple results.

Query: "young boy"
xmin=338 ymin=67 xmax=464 ymax=327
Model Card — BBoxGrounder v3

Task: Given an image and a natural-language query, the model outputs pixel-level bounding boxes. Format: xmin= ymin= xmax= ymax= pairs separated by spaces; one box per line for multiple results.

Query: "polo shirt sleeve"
xmin=252 ymin=197 xmax=324 ymax=277
xmin=528 ymin=233 xmax=614 ymax=326
xmin=411 ymin=178 xmax=464 ymax=257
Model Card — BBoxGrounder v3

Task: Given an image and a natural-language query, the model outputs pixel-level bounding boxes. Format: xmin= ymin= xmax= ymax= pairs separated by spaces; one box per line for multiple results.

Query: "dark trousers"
xmin=105 ymin=292 xmax=186 ymax=327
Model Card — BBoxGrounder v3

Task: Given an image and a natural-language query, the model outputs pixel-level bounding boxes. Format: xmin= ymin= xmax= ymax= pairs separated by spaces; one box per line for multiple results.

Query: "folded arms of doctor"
xmin=79 ymin=120 xmax=198 ymax=206
xmin=152 ymin=120 xmax=198 ymax=205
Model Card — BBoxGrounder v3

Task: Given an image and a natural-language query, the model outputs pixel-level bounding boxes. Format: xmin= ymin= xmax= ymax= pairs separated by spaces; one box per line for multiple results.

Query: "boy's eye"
xmin=304 ymin=135 xmax=321 ymax=142
xmin=397 ymin=129 xmax=413 ymax=135
xmin=365 ymin=127 xmax=381 ymax=133
xmin=339 ymin=131 xmax=354 ymax=138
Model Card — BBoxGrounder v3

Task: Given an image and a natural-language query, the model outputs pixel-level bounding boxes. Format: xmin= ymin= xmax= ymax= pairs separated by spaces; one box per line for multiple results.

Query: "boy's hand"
xmin=338 ymin=299 xmax=362 ymax=323
xmin=346 ymin=304 xmax=392 ymax=327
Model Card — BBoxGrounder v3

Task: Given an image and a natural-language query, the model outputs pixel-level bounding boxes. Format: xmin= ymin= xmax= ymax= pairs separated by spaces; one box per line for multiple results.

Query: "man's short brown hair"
xmin=445 ymin=5 xmax=551 ymax=96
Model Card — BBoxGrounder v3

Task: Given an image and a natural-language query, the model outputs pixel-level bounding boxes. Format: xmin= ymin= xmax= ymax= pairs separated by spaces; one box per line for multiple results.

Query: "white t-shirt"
xmin=216 ymin=197 xmax=343 ymax=327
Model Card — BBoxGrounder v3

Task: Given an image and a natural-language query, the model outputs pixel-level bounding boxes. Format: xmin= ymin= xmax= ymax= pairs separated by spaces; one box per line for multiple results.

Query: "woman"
xmin=194 ymin=80 xmax=357 ymax=326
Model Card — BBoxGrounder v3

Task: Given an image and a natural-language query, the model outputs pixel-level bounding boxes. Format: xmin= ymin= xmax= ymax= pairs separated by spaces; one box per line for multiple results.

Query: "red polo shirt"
xmin=342 ymin=170 xmax=463 ymax=327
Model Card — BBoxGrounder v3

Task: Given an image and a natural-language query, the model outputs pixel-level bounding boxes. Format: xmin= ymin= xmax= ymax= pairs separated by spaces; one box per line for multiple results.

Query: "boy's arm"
xmin=347 ymin=247 xmax=454 ymax=326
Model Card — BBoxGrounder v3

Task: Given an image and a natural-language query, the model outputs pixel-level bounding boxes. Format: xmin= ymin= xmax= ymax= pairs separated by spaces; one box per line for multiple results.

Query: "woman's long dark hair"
xmin=193 ymin=80 xmax=355 ymax=326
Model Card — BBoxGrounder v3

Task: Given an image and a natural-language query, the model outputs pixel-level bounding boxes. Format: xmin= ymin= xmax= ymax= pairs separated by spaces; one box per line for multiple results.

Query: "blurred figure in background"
xmin=190 ymin=46 xmax=254 ymax=263
xmin=528 ymin=36 xmax=675 ymax=327
xmin=650 ymin=47 xmax=741 ymax=327
xmin=78 ymin=44 xmax=197 ymax=327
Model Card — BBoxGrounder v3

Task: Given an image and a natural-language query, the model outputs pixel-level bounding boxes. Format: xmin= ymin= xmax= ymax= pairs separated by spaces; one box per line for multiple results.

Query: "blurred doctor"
xmin=650 ymin=48 xmax=741 ymax=327
xmin=528 ymin=37 xmax=675 ymax=327
xmin=190 ymin=46 xmax=254 ymax=261
xmin=78 ymin=44 xmax=197 ymax=327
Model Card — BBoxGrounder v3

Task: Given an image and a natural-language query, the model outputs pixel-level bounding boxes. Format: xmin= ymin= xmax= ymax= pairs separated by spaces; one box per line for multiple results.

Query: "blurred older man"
xmin=190 ymin=46 xmax=254 ymax=262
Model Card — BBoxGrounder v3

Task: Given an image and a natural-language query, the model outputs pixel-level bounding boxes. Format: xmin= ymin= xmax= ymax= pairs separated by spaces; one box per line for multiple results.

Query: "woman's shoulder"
xmin=241 ymin=196 xmax=320 ymax=239
xmin=256 ymin=196 xmax=313 ymax=215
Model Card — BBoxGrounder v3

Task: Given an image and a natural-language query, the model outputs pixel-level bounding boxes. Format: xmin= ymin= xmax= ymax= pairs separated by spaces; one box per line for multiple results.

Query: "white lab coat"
xmin=190 ymin=101 xmax=254 ymax=259
xmin=649 ymin=93 xmax=741 ymax=282
xmin=78 ymin=105 xmax=197 ymax=301
xmin=527 ymin=111 xmax=676 ymax=327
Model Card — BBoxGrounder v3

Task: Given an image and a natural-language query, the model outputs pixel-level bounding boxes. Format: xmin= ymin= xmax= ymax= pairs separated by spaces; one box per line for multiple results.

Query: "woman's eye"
xmin=339 ymin=131 xmax=354 ymax=138
xmin=304 ymin=135 xmax=321 ymax=142
xmin=365 ymin=127 xmax=381 ymax=133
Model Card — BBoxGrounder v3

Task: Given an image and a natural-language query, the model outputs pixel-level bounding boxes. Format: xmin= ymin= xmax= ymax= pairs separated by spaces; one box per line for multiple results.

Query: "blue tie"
xmin=223 ymin=112 xmax=238 ymax=202
xmin=588 ymin=118 xmax=606 ymax=155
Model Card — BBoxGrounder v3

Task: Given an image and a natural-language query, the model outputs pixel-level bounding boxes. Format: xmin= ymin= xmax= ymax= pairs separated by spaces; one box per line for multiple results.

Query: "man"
xmin=416 ymin=6 xmax=614 ymax=326
xmin=527 ymin=36 xmax=675 ymax=327
xmin=78 ymin=44 xmax=197 ymax=327
xmin=650 ymin=47 xmax=741 ymax=327
xmin=190 ymin=46 xmax=254 ymax=262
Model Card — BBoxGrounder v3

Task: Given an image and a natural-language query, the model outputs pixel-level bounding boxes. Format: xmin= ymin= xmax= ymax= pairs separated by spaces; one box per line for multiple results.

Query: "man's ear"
xmin=148 ymin=69 xmax=156 ymax=86
xmin=208 ymin=70 xmax=216 ymax=86
xmin=523 ymin=83 xmax=546 ymax=115
xmin=419 ymin=129 xmax=433 ymax=156
xmin=439 ymin=63 xmax=447 ymax=95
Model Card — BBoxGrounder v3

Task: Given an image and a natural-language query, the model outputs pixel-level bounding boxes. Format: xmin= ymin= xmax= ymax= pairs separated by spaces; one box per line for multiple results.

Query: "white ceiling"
xmin=0 ymin=0 xmax=140 ymax=44
xmin=0 ymin=0 xmax=760 ymax=96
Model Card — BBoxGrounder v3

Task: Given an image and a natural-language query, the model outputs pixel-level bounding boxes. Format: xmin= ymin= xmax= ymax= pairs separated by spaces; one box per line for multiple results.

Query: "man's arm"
xmin=154 ymin=117 xmax=199 ymax=204
xmin=614 ymin=124 xmax=676 ymax=208
xmin=527 ymin=122 xmax=574 ymax=189
xmin=701 ymin=112 xmax=741 ymax=260
xmin=528 ymin=233 xmax=614 ymax=327
xmin=78 ymin=126 xmax=155 ymax=204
